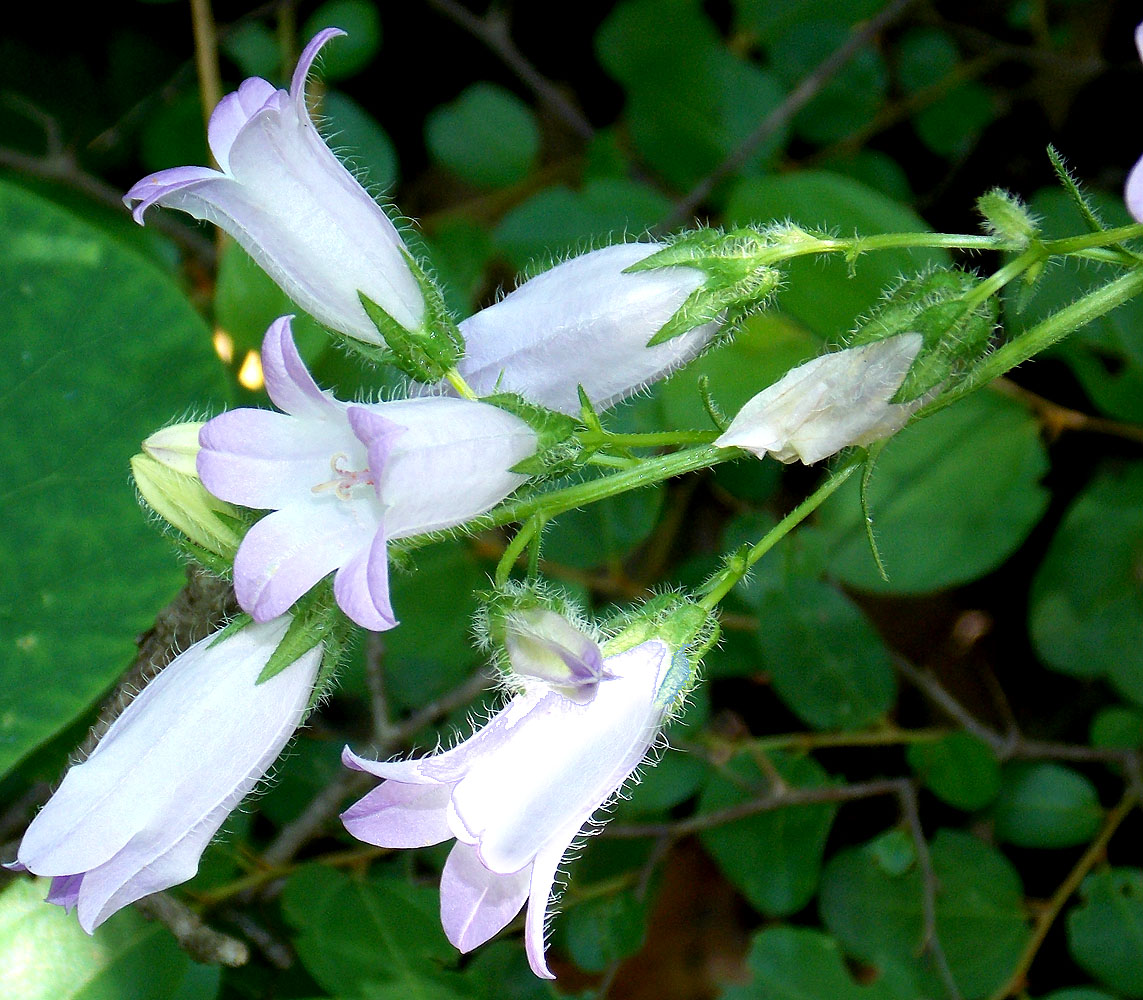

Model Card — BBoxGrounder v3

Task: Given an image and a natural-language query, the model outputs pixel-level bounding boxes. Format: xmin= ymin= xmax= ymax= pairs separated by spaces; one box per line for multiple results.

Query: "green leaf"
xmin=720 ymin=926 xmax=920 ymax=1000
xmin=0 ymin=181 xmax=227 ymax=780
xmin=819 ymin=829 xmax=1031 ymax=999
xmin=0 ymin=877 xmax=215 ymax=1000
xmin=543 ymin=484 xmax=664 ymax=570
xmin=747 ymin=577 xmax=896 ymax=730
xmin=992 ymin=762 xmax=1103 ymax=849
xmin=906 ymin=732 xmax=1001 ymax=811
xmin=733 ymin=0 xmax=886 ymax=46
xmin=1029 ymin=463 xmax=1143 ymax=699
xmin=1036 ymin=990 xmax=1119 ymax=1000
xmin=699 ymin=751 xmax=837 ymax=916
xmin=282 ymin=865 xmax=465 ymax=998
xmin=1067 ymin=868 xmax=1143 ymax=998
xmin=221 ymin=21 xmax=279 ymax=78
xmin=913 ymin=82 xmax=995 ymax=160
xmin=895 ymin=28 xmax=961 ymax=95
xmin=492 ymin=181 xmax=671 ymax=272
xmin=560 ymin=890 xmax=648 ymax=972
xmin=321 ymin=90 xmax=399 ymax=192
xmin=818 ymin=390 xmax=1050 ymax=594
xmin=426 ymin=83 xmax=539 ymax=189
xmin=1014 ymin=188 xmax=1143 ymax=423
xmin=302 ymin=0 xmax=382 ymax=79
xmin=724 ymin=172 xmax=950 ymax=338
xmin=1091 ymin=706 xmax=1143 ymax=750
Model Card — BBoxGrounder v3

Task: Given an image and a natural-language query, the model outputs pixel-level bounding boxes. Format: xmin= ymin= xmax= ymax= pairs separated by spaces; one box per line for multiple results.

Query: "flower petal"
xmin=440 ymin=841 xmax=531 ymax=953
xmin=208 ymin=76 xmax=279 ymax=171
xmin=333 ymin=522 xmax=397 ymax=631
xmin=234 ymin=503 xmax=376 ymax=621
xmin=346 ymin=406 xmax=408 ymax=493
xmin=524 ymin=818 xmax=583 ymax=980
xmin=340 ymin=780 xmax=453 ymax=848
xmin=260 ymin=315 xmax=339 ymax=420
xmin=123 ymin=166 xmax=229 ymax=225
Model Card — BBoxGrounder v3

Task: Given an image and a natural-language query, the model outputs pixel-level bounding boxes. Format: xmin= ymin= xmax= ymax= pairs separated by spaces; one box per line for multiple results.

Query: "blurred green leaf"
xmin=1067 ymin=868 xmax=1143 ymax=998
xmin=426 ymin=83 xmax=539 ymax=189
xmin=724 ymin=172 xmax=949 ymax=338
xmin=493 ymin=181 xmax=671 ymax=271
xmin=818 ymin=391 xmax=1049 ymax=594
xmin=543 ymin=484 xmax=664 ymax=570
xmin=0 ymin=877 xmax=217 ymax=1000
xmin=560 ymin=890 xmax=648 ymax=972
xmin=303 ymin=1 xmax=382 ymax=80
xmin=1014 ymin=189 xmax=1143 ymax=422
xmin=747 ymin=577 xmax=896 ymax=730
xmin=282 ymin=865 xmax=466 ymax=998
xmin=221 ymin=21 xmax=280 ymax=79
xmin=907 ymin=732 xmax=1001 ymax=811
xmin=993 ymin=762 xmax=1103 ymax=849
xmin=720 ymin=926 xmax=920 ymax=1000
xmin=139 ymin=90 xmax=207 ymax=173
xmin=1036 ymin=991 xmax=1120 ymax=1000
xmin=895 ymin=27 xmax=961 ymax=94
xmin=733 ymin=0 xmax=886 ymax=46
xmin=0 ymin=181 xmax=227 ymax=780
xmin=820 ymin=829 xmax=1031 ymax=999
xmin=1091 ymin=706 xmax=1143 ymax=750
xmin=322 ymin=90 xmax=399 ymax=192
xmin=1029 ymin=463 xmax=1143 ymax=701
xmin=425 ymin=219 xmax=493 ymax=317
xmin=913 ymin=82 xmax=995 ymax=160
xmin=699 ymin=751 xmax=837 ymax=915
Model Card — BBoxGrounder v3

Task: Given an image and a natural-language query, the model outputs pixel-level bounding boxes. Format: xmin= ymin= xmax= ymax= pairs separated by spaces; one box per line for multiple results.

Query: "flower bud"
xmin=142 ymin=421 xmax=204 ymax=477
xmin=503 ymin=608 xmax=605 ymax=704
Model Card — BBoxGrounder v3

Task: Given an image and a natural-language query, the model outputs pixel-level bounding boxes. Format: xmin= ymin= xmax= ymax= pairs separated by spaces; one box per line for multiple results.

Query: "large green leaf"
xmin=699 ymin=751 xmax=837 ymax=915
xmin=282 ymin=865 xmax=467 ymax=999
xmin=0 ymin=180 xmax=227 ymax=779
xmin=819 ymin=829 xmax=1031 ymax=999
xmin=818 ymin=390 xmax=1049 ymax=593
xmin=1067 ymin=868 xmax=1143 ymax=998
xmin=992 ymin=762 xmax=1103 ymax=849
xmin=1029 ymin=463 xmax=1143 ymax=701
xmin=0 ymin=877 xmax=217 ymax=1000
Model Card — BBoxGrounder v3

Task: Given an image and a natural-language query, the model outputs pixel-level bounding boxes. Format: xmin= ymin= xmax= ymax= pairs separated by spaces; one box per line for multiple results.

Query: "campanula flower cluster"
xmin=10 ymin=25 xmax=934 ymax=980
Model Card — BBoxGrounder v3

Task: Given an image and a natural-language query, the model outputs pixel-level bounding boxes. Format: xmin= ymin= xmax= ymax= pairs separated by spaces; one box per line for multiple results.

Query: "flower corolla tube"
xmin=430 ymin=242 xmax=721 ymax=415
xmin=6 ymin=617 xmax=320 ymax=933
xmin=340 ymin=637 xmax=679 ymax=978
xmin=715 ymin=332 xmax=925 ymax=465
xmin=197 ymin=316 xmax=537 ymax=631
xmin=124 ymin=29 xmax=423 ymax=343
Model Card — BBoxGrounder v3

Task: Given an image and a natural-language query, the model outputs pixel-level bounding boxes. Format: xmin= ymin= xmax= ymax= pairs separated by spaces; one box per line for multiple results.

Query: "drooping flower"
xmin=7 ymin=618 xmax=320 ymax=933
xmin=431 ymin=242 xmax=722 ymax=415
xmin=1126 ymin=24 xmax=1143 ymax=222
xmin=714 ymin=332 xmax=925 ymax=465
xmin=124 ymin=29 xmax=423 ymax=343
xmin=197 ymin=316 xmax=537 ymax=631
xmin=340 ymin=636 xmax=678 ymax=978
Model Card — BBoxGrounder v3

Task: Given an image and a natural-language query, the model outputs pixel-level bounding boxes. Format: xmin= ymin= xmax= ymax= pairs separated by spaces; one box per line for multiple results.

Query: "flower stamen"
xmin=311 ymin=452 xmax=374 ymax=500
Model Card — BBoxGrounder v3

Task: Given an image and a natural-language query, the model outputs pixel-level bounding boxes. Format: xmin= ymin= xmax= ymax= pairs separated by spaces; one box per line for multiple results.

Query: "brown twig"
xmin=993 ymin=377 xmax=1143 ymax=445
xmin=135 ymin=892 xmax=249 ymax=966
xmin=425 ymin=0 xmax=595 ymax=141
xmin=663 ymin=0 xmax=918 ymax=227
xmin=189 ymin=0 xmax=223 ymax=149
xmin=986 ymin=790 xmax=1140 ymax=1000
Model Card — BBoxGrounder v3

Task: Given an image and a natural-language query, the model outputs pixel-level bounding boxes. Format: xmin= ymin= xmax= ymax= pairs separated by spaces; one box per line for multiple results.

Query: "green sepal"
xmin=257 ymin=579 xmax=343 ymax=685
xmin=859 ymin=442 xmax=890 ymax=583
xmin=977 ymin=188 xmax=1039 ymax=248
xmin=358 ymin=253 xmax=465 ymax=383
xmin=1047 ymin=144 xmax=1109 ymax=236
xmin=482 ymin=392 xmax=579 ymax=477
xmin=626 ymin=227 xmax=788 ymax=346
xmin=208 ymin=612 xmax=254 ymax=648
xmin=844 ymin=266 xmax=997 ymax=402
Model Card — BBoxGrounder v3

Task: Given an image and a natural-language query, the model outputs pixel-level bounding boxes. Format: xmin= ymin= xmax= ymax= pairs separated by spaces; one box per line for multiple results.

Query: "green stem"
xmin=698 ymin=454 xmax=863 ymax=611
xmin=576 ymin=429 xmax=722 ymax=449
xmin=961 ymin=246 xmax=1043 ymax=309
xmin=919 ymin=266 xmax=1143 ymax=422
xmin=495 ymin=518 xmax=538 ymax=586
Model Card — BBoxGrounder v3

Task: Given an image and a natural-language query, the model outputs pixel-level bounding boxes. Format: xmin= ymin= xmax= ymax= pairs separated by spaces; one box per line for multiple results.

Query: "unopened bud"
xmin=504 ymin=608 xmax=605 ymax=705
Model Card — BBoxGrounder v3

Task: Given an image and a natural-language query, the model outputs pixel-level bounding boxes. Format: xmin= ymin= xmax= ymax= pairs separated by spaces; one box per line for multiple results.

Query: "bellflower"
xmin=7 ymin=618 xmax=320 ymax=933
xmin=715 ymin=332 xmax=925 ymax=465
xmin=438 ymin=242 xmax=721 ymax=415
xmin=1127 ymin=24 xmax=1143 ymax=222
xmin=340 ymin=636 xmax=677 ymax=978
xmin=197 ymin=316 xmax=537 ymax=631
xmin=124 ymin=29 xmax=423 ymax=342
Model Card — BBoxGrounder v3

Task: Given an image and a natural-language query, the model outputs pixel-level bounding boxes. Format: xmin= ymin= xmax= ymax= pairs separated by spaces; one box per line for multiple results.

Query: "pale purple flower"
xmin=715 ymin=333 xmax=925 ymax=465
xmin=124 ymin=29 xmax=422 ymax=342
xmin=1127 ymin=24 xmax=1143 ymax=223
xmin=7 ymin=618 xmax=320 ymax=933
xmin=197 ymin=316 xmax=537 ymax=631
xmin=427 ymin=242 xmax=720 ymax=415
xmin=340 ymin=638 xmax=675 ymax=979
xmin=502 ymin=607 xmax=606 ymax=705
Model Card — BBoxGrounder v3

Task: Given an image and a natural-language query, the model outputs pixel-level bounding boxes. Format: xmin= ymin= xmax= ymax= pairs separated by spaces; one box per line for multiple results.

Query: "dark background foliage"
xmin=2 ymin=2 xmax=1143 ymax=999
